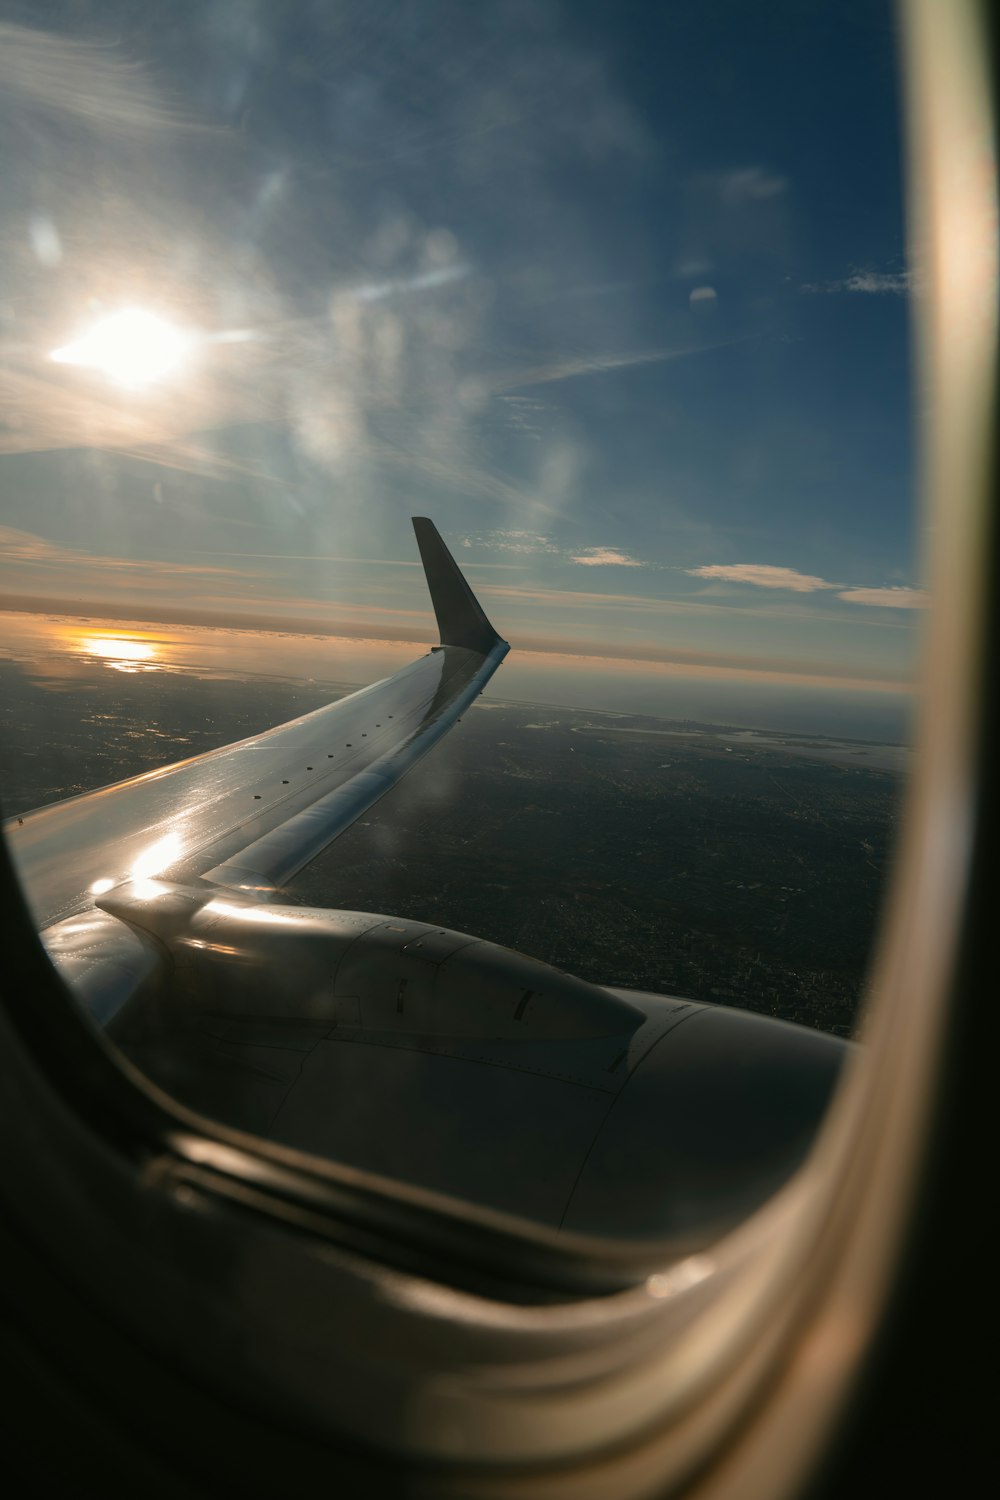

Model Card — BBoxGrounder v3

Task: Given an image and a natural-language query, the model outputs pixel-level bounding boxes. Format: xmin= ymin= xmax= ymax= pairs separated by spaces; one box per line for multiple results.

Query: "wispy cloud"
xmin=837 ymin=586 xmax=928 ymax=608
xmin=496 ymin=394 xmax=547 ymax=440
xmin=462 ymin=529 xmax=561 ymax=556
xmin=843 ymin=270 xmax=912 ymax=294
xmin=570 ymin=547 xmax=643 ymax=567
xmin=485 ymin=336 xmax=747 ymax=394
xmin=470 ymin=534 xmax=650 ymax=567
xmin=0 ymin=525 xmax=257 ymax=576
xmin=718 ymin=166 xmax=789 ymax=205
xmin=0 ymin=22 xmax=210 ymax=137
xmin=687 ymin=563 xmax=837 ymax=593
xmin=347 ymin=263 xmax=470 ymax=305
xmin=688 ymin=561 xmax=928 ymax=610
xmin=802 ymin=267 xmax=913 ymax=295
xmin=478 ymin=582 xmax=905 ymax=627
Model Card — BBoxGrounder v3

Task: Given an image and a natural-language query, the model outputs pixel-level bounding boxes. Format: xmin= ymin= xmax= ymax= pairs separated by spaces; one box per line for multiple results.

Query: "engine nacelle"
xmin=94 ymin=880 xmax=644 ymax=1042
xmin=39 ymin=882 xmax=848 ymax=1241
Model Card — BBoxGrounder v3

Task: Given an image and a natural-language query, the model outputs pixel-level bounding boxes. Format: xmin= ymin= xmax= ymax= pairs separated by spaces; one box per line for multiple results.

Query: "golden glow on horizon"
xmin=513 ymin=649 xmax=913 ymax=696
xmin=50 ymin=309 xmax=193 ymax=389
xmin=0 ymin=612 xmax=913 ymax=695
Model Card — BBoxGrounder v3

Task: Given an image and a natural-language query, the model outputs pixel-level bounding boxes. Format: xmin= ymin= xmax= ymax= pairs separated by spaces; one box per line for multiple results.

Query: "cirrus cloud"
xmin=571 ymin=547 xmax=643 ymax=567
xmin=836 ymin=586 xmax=928 ymax=608
xmin=802 ymin=267 xmax=914 ymax=296
xmin=687 ymin=563 xmax=837 ymax=593
xmin=688 ymin=560 xmax=928 ymax=609
xmin=843 ymin=269 xmax=912 ymax=294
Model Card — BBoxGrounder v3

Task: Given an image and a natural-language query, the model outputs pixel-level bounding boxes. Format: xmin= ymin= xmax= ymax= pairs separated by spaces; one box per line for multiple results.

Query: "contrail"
xmin=486 ymin=333 xmax=759 ymax=393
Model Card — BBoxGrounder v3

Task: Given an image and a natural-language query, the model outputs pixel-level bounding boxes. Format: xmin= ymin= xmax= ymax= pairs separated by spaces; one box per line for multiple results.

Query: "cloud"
xmin=843 ymin=270 xmax=911 ymax=294
xmin=464 ymin=529 xmax=560 ymax=556
xmin=485 ymin=336 xmax=747 ymax=394
xmin=0 ymin=523 xmax=268 ymax=587
xmin=719 ymin=167 xmax=789 ymax=205
xmin=348 ymin=263 xmax=470 ymax=305
xmin=687 ymin=562 xmax=927 ymax=610
xmin=803 ymin=267 xmax=913 ymax=295
xmin=496 ymin=393 xmax=547 ymax=440
xmin=0 ymin=22 xmax=209 ymax=137
xmin=570 ymin=547 xmax=643 ymax=568
xmin=689 ymin=286 xmax=718 ymax=305
xmin=836 ymin=586 xmax=928 ymax=608
xmin=687 ymin=563 xmax=837 ymax=593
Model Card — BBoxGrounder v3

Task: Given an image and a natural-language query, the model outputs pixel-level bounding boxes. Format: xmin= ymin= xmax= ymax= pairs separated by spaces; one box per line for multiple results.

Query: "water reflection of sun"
xmin=75 ymin=634 xmax=160 ymax=672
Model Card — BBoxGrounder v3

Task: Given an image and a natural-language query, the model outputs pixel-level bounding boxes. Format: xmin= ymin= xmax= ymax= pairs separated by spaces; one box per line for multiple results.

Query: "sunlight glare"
xmin=77 ymin=635 xmax=158 ymax=672
xmin=131 ymin=832 xmax=182 ymax=882
xmin=81 ymin=636 xmax=155 ymax=662
xmin=50 ymin=309 xmax=193 ymax=389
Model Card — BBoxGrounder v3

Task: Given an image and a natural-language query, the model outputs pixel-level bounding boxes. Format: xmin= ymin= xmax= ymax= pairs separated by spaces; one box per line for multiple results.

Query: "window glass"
xmin=0 ymin=1 xmax=916 ymax=1242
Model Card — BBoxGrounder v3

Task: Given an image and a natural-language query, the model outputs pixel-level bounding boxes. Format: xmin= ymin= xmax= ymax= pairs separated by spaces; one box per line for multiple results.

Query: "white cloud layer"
xmin=836 ymin=586 xmax=928 ymax=608
xmin=571 ymin=547 xmax=643 ymax=567
xmin=687 ymin=563 xmax=836 ymax=593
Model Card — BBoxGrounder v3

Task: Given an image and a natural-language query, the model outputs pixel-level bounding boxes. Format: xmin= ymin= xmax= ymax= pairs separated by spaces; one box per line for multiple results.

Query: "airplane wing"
xmin=5 ymin=517 xmax=509 ymax=931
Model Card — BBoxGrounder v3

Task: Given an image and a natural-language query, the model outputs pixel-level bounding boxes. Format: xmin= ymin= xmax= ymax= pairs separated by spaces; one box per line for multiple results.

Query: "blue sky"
xmin=0 ymin=0 xmax=920 ymax=722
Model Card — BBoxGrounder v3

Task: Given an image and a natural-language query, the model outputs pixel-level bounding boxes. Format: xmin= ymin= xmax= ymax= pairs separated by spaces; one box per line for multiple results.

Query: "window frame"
xmin=0 ymin=0 xmax=995 ymax=1491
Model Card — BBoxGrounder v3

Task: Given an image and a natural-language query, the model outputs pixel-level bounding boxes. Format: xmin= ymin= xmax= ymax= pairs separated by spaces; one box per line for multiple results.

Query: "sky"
xmin=0 ymin=0 xmax=920 ymax=735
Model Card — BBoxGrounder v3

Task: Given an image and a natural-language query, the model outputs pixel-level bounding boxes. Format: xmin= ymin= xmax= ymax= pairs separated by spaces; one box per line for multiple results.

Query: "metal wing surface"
xmin=6 ymin=519 xmax=508 ymax=931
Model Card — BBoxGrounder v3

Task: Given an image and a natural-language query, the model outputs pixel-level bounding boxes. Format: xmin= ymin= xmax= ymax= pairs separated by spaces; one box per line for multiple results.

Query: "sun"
xmin=50 ymin=308 xmax=193 ymax=389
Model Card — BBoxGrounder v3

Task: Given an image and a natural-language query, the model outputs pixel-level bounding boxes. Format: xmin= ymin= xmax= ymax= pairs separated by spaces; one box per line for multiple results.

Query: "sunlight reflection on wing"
xmin=131 ymin=833 xmax=182 ymax=882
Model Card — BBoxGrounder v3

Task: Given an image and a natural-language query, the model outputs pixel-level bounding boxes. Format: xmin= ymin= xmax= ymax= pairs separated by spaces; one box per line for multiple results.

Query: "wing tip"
xmin=412 ymin=517 xmax=505 ymax=655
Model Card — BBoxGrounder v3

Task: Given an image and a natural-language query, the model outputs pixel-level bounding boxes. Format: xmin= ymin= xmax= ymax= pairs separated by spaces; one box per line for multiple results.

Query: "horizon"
xmin=0 ymin=603 xmax=916 ymax=747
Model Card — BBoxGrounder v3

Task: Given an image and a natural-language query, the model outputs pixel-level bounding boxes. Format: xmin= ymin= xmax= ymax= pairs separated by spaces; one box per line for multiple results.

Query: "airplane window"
xmin=0 ymin=2 xmax=917 ymax=1251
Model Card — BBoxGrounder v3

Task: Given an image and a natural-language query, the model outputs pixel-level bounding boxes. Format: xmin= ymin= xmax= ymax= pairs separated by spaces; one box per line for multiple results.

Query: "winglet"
xmin=413 ymin=517 xmax=505 ymax=655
